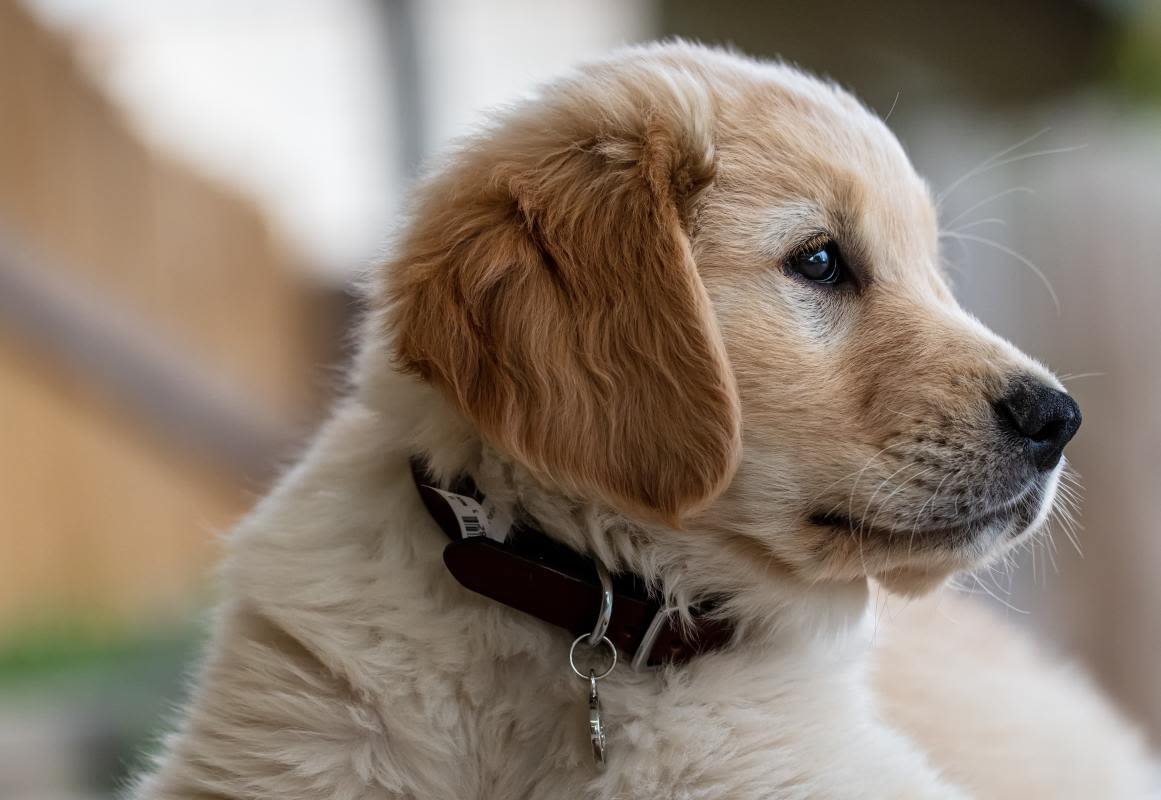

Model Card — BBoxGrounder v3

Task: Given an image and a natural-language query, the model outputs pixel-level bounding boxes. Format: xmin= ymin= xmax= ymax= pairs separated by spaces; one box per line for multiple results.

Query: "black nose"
xmin=993 ymin=380 xmax=1082 ymax=471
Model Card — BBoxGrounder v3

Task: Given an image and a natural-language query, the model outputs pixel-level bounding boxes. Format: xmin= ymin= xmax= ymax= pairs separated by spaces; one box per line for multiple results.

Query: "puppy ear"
xmin=388 ymin=89 xmax=740 ymax=524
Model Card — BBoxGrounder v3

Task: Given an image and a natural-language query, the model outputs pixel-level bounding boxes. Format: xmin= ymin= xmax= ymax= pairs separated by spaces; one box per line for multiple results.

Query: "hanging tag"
xmin=569 ymin=633 xmax=616 ymax=770
xmin=428 ymin=486 xmax=512 ymax=543
xmin=588 ymin=671 xmax=607 ymax=769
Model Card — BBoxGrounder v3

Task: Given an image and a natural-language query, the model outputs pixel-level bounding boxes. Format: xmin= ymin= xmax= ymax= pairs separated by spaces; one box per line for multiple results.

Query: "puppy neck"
xmin=359 ymin=353 xmax=871 ymax=646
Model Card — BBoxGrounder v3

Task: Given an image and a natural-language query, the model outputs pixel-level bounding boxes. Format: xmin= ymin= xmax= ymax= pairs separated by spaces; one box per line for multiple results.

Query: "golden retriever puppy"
xmin=131 ymin=42 xmax=1157 ymax=799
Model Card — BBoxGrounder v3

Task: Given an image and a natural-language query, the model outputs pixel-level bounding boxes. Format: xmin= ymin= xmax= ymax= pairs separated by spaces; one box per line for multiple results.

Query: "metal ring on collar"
xmin=569 ymin=634 xmax=617 ymax=681
xmin=587 ymin=562 xmax=614 ymax=646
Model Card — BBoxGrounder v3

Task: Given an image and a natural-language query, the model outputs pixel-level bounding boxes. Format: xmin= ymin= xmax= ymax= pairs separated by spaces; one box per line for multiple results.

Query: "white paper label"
xmin=429 ymin=486 xmax=512 ymax=543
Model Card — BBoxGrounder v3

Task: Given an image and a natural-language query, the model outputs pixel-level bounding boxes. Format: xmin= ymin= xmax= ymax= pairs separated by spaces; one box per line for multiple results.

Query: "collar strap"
xmin=409 ymin=456 xmax=733 ymax=669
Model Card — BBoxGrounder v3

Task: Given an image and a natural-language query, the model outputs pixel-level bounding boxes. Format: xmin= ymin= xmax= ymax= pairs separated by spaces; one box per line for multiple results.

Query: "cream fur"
xmin=129 ymin=43 xmax=1157 ymax=799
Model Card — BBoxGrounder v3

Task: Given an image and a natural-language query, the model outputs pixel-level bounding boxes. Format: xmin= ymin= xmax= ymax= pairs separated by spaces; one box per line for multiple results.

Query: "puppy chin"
xmin=874 ymin=519 xmax=1026 ymax=596
xmin=873 ymin=565 xmax=952 ymax=597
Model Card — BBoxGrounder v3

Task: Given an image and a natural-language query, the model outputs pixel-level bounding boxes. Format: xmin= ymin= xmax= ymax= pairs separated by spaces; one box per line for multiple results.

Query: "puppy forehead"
xmin=708 ymin=68 xmax=939 ymax=272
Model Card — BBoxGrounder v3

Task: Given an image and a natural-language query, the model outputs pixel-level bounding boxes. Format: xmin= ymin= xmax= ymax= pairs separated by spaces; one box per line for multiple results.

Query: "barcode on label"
xmin=428 ymin=486 xmax=511 ymax=543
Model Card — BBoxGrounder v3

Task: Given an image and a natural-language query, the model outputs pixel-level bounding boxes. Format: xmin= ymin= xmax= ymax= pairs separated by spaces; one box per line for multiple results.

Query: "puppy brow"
xmin=753 ymin=202 xmax=828 ymax=259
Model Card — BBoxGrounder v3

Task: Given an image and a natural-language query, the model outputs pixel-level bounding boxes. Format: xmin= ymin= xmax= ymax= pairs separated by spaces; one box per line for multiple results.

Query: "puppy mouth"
xmin=807 ymin=481 xmax=1046 ymax=550
xmin=807 ymin=509 xmax=1008 ymax=549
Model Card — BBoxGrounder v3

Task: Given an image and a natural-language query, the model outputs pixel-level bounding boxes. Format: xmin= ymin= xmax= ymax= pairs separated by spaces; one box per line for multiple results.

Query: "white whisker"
xmin=937 ymin=131 xmax=1083 ymax=209
xmin=949 ymin=217 xmax=1007 ymax=233
xmin=867 ymin=466 xmax=935 ymax=537
xmin=940 ymin=231 xmax=1061 ymax=313
xmin=942 ymin=186 xmax=1034 ymax=229
xmin=1058 ymin=371 xmax=1106 ymax=384
xmin=962 ymin=571 xmax=1030 ymax=615
xmin=882 ymin=90 xmax=902 ymax=124
xmin=905 ymin=472 xmax=951 ymax=564
xmin=936 ymin=128 xmax=1053 ymax=207
xmin=859 ymin=461 xmax=920 ymax=535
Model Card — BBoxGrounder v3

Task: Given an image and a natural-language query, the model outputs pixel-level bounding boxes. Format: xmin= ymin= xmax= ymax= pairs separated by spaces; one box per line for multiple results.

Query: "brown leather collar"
xmin=410 ymin=456 xmax=733 ymax=668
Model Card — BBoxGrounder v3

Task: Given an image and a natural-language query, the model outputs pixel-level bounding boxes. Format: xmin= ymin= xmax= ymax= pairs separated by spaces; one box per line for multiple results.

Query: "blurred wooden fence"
xmin=0 ymin=2 xmax=344 ymax=629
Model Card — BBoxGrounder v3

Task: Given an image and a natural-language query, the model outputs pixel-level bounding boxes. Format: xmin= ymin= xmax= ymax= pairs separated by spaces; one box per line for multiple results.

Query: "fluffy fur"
xmin=131 ymin=43 xmax=1157 ymax=798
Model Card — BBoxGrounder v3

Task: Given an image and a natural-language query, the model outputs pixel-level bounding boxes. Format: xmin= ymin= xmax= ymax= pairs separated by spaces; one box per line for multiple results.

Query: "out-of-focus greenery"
xmin=0 ymin=616 xmax=204 ymax=796
xmin=1110 ymin=2 xmax=1161 ymax=103
xmin=0 ymin=618 xmax=196 ymax=684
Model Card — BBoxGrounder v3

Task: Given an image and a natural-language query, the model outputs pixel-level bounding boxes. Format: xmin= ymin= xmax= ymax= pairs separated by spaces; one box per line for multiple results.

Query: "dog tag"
xmin=569 ymin=634 xmax=616 ymax=770
xmin=588 ymin=671 xmax=607 ymax=768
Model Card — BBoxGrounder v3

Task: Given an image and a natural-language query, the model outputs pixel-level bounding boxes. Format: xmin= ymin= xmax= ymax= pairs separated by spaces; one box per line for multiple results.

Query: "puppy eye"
xmin=788 ymin=241 xmax=845 ymax=286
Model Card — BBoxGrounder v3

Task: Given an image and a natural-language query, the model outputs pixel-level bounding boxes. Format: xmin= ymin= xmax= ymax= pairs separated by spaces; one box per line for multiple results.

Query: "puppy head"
xmin=385 ymin=43 xmax=1079 ymax=594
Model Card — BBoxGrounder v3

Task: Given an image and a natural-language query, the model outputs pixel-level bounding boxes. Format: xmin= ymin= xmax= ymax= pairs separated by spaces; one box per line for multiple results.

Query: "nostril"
xmin=993 ymin=378 xmax=1082 ymax=471
xmin=993 ymin=396 xmax=1024 ymax=438
xmin=1029 ymin=417 xmax=1064 ymax=444
xmin=993 ymin=390 xmax=1040 ymax=441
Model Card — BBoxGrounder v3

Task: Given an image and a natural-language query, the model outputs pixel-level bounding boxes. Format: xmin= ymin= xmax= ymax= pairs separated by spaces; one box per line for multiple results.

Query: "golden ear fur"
xmin=387 ymin=63 xmax=740 ymax=523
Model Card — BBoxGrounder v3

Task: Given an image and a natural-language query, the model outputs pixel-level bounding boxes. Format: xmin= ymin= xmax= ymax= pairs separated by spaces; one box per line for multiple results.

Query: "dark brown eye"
xmin=788 ymin=241 xmax=845 ymax=285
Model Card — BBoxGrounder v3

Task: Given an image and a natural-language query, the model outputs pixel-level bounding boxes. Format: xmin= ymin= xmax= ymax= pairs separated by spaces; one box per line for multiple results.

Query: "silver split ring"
xmin=569 ymin=634 xmax=617 ymax=680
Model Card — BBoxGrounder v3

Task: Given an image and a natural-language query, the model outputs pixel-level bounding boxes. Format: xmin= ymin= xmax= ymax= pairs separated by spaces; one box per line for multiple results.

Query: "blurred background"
xmin=1 ymin=0 xmax=1159 ymax=796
